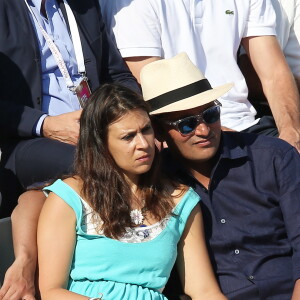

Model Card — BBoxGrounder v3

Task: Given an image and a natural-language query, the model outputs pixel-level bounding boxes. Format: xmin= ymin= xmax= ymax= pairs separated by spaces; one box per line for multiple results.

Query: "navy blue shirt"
xmin=164 ymin=132 xmax=300 ymax=299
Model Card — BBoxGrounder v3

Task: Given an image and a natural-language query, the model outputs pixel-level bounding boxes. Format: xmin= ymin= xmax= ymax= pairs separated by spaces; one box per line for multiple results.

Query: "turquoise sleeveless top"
xmin=44 ymin=179 xmax=200 ymax=300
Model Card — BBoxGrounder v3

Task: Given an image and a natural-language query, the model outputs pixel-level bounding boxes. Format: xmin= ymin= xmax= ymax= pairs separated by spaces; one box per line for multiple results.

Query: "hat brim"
xmin=149 ymin=82 xmax=233 ymax=115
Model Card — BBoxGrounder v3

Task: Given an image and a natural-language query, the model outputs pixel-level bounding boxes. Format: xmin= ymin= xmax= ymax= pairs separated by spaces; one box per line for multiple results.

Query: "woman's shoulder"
xmin=62 ymin=176 xmax=83 ymax=197
xmin=43 ymin=177 xmax=86 ymax=217
xmin=44 ymin=176 xmax=85 ymax=204
xmin=170 ymin=184 xmax=194 ymax=206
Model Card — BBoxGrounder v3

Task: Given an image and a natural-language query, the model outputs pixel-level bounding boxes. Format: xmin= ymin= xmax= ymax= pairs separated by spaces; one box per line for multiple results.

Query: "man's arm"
xmin=242 ymin=35 xmax=300 ymax=151
xmin=0 ymin=191 xmax=46 ymax=300
xmin=124 ymin=56 xmax=161 ymax=84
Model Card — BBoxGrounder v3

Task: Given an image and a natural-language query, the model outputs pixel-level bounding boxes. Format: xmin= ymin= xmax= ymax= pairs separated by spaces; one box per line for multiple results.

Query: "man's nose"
xmin=194 ymin=121 xmax=211 ymax=136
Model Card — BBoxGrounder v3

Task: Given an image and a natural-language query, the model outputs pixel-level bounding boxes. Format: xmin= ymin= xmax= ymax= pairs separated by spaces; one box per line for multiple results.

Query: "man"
xmin=100 ymin=0 xmax=300 ymax=152
xmin=140 ymin=53 xmax=300 ymax=299
xmin=0 ymin=0 xmax=138 ymax=299
xmin=272 ymin=0 xmax=300 ymax=88
xmin=239 ymin=0 xmax=300 ymax=114
xmin=0 ymin=0 xmax=139 ymax=217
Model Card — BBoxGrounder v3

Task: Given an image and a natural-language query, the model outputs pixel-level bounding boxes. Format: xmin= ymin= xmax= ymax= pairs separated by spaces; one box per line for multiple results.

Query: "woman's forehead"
xmin=108 ymin=110 xmax=150 ymax=131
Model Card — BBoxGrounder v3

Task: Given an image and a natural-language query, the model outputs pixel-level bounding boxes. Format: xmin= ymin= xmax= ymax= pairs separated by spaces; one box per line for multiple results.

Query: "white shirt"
xmin=100 ymin=0 xmax=276 ymax=131
xmin=272 ymin=0 xmax=300 ymax=79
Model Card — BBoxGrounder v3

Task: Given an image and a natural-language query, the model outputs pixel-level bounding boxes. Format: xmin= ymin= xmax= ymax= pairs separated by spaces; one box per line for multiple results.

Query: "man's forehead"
xmin=158 ymin=101 xmax=215 ymax=121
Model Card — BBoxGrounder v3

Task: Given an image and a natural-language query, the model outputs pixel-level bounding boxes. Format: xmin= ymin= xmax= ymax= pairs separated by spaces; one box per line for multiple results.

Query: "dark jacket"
xmin=0 ymin=0 xmax=138 ymax=139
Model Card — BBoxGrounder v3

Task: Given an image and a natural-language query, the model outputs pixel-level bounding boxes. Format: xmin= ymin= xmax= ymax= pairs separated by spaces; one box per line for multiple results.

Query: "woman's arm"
xmin=37 ymin=191 xmax=88 ymax=300
xmin=177 ymin=205 xmax=227 ymax=300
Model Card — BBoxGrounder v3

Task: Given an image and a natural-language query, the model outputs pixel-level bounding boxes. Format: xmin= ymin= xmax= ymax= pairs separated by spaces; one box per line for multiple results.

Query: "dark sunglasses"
xmin=163 ymin=100 xmax=222 ymax=135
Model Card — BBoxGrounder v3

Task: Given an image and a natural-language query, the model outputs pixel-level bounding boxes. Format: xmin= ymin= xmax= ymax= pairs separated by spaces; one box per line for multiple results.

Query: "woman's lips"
xmin=136 ymin=154 xmax=151 ymax=161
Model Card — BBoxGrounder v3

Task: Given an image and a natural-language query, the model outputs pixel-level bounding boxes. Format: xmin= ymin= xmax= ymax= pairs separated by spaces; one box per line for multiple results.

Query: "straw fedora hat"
xmin=140 ymin=52 xmax=233 ymax=115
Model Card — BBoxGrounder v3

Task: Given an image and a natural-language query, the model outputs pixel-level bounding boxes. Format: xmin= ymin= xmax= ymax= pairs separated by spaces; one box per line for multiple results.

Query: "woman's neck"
xmin=124 ymin=173 xmax=140 ymax=191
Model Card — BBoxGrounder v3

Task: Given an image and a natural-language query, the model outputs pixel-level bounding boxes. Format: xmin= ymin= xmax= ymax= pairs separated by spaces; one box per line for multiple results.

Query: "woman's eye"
xmin=122 ymin=134 xmax=134 ymax=141
xmin=142 ymin=125 xmax=152 ymax=133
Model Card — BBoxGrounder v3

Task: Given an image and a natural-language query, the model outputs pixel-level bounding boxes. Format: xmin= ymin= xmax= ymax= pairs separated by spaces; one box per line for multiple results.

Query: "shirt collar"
xmin=28 ymin=0 xmax=41 ymax=9
xmin=219 ymin=131 xmax=249 ymax=160
xmin=28 ymin=0 xmax=50 ymax=13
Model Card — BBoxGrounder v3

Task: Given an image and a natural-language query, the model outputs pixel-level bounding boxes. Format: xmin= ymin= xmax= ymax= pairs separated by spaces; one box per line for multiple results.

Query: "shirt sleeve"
xmin=100 ymin=0 xmax=162 ymax=58
xmin=277 ymin=146 xmax=300 ymax=282
xmin=283 ymin=0 xmax=300 ymax=79
xmin=34 ymin=114 xmax=47 ymax=136
xmin=243 ymin=0 xmax=276 ymax=37
xmin=98 ymin=3 xmax=140 ymax=93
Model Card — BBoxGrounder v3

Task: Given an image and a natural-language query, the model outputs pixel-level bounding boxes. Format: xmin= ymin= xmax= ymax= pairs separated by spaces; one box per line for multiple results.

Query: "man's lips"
xmin=193 ymin=135 xmax=214 ymax=145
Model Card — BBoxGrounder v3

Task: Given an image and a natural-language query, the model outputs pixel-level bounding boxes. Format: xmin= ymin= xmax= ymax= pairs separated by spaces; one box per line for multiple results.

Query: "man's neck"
xmin=190 ymin=165 xmax=212 ymax=189
xmin=187 ymin=155 xmax=219 ymax=190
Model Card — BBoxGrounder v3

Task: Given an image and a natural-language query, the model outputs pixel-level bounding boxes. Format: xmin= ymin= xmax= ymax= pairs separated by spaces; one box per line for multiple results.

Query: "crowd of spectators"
xmin=0 ymin=0 xmax=299 ymax=300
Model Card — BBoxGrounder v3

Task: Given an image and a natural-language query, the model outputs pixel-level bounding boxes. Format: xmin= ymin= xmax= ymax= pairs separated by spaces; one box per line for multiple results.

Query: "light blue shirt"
xmin=28 ymin=0 xmax=82 ymax=135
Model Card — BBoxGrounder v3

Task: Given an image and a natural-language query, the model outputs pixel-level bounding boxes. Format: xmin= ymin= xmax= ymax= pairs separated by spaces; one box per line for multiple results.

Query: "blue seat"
xmin=0 ymin=217 xmax=14 ymax=285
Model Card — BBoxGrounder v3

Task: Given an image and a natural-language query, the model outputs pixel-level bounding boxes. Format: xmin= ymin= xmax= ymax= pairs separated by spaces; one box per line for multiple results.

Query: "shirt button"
xmin=234 ymin=249 xmax=240 ymax=255
xmin=220 ymin=219 xmax=226 ymax=224
xmin=249 ymin=275 xmax=254 ymax=280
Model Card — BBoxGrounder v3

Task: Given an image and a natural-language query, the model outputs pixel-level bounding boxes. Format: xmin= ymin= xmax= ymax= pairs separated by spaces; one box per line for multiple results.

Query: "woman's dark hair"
xmin=74 ymin=83 xmax=177 ymax=239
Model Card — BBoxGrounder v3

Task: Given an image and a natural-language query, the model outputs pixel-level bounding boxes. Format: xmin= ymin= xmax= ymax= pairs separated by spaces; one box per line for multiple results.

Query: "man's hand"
xmin=279 ymin=128 xmax=300 ymax=152
xmin=0 ymin=257 xmax=36 ymax=300
xmin=42 ymin=110 xmax=82 ymax=145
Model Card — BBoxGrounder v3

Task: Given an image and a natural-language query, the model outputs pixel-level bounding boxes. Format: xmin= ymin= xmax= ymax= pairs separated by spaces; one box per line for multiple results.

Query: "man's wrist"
xmin=13 ymin=251 xmax=37 ymax=270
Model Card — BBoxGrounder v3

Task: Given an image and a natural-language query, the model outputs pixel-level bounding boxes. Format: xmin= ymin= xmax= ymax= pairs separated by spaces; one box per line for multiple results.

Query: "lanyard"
xmin=25 ymin=0 xmax=86 ymax=91
xmin=62 ymin=0 xmax=85 ymax=74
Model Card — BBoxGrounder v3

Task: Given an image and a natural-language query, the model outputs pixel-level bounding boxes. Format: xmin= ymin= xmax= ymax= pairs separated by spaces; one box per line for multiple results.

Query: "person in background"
xmin=272 ymin=0 xmax=300 ymax=89
xmin=100 ymin=0 xmax=300 ymax=152
xmin=37 ymin=83 xmax=228 ymax=300
xmin=0 ymin=0 xmax=139 ymax=299
xmin=0 ymin=0 xmax=139 ymax=217
xmin=239 ymin=0 xmax=300 ymax=115
xmin=140 ymin=53 xmax=300 ymax=300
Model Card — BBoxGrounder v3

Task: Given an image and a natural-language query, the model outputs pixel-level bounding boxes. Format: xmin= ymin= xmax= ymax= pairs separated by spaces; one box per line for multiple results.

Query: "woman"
xmin=37 ymin=83 xmax=227 ymax=300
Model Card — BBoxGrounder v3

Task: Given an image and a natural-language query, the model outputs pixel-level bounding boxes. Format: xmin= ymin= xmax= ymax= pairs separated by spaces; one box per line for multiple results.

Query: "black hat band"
xmin=147 ymin=79 xmax=212 ymax=112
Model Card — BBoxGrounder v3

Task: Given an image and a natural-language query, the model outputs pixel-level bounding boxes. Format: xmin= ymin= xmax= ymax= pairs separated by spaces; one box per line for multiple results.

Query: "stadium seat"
xmin=0 ymin=217 xmax=14 ymax=285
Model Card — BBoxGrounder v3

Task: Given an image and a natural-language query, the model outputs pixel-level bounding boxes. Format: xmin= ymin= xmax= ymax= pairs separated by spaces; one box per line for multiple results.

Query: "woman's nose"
xmin=136 ymin=134 xmax=149 ymax=148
